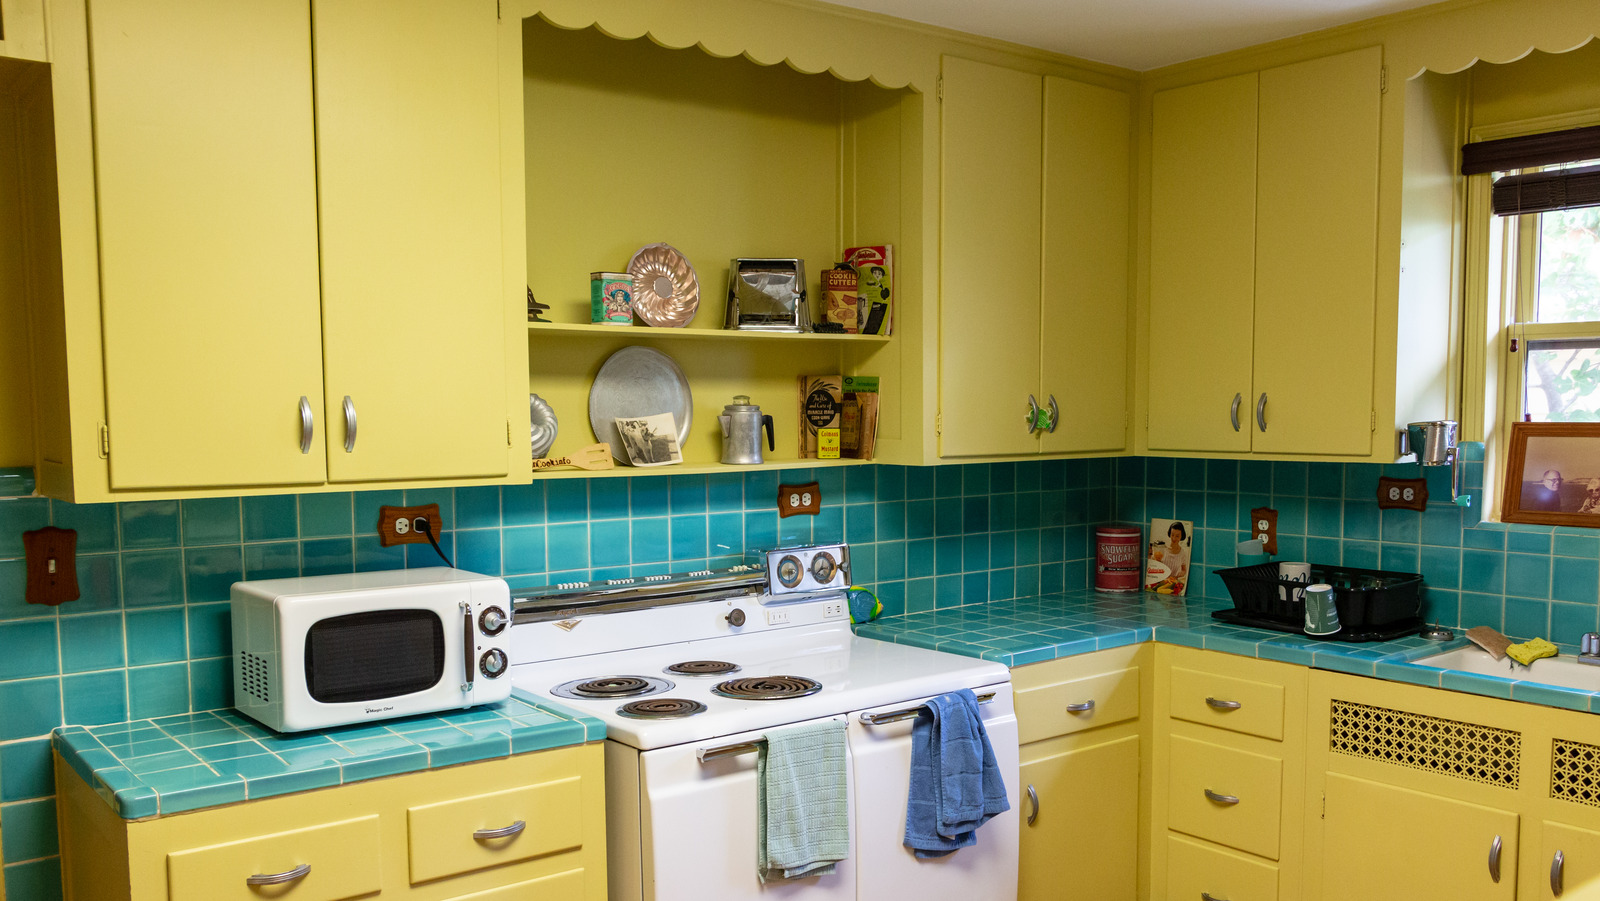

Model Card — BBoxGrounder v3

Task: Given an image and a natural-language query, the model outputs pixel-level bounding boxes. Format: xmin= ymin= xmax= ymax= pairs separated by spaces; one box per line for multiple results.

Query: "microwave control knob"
xmin=479 ymin=648 xmax=508 ymax=679
xmin=726 ymin=608 xmax=746 ymax=627
xmin=479 ymin=606 xmax=508 ymax=636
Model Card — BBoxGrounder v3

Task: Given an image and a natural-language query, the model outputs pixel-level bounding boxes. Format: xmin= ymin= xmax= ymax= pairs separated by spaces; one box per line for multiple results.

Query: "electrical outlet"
xmin=766 ymin=608 xmax=791 ymax=625
xmin=378 ymin=503 xmax=442 ymax=547
xmin=777 ymin=481 xmax=822 ymax=517
xmin=823 ymin=601 xmax=845 ymax=619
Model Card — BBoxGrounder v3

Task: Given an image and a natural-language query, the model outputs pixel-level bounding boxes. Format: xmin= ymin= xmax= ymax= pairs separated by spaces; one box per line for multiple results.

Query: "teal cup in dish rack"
xmin=1303 ymin=583 xmax=1341 ymax=636
xmin=1235 ymin=538 xmax=1269 ymax=567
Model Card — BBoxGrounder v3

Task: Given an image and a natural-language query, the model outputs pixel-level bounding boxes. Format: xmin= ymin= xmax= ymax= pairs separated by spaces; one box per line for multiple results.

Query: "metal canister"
xmin=590 ymin=272 xmax=634 ymax=325
xmin=1095 ymin=526 xmax=1142 ymax=592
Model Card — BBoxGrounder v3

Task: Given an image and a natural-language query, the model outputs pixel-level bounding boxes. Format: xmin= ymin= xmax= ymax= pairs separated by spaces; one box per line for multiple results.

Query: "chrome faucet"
xmin=1579 ymin=633 xmax=1600 ymax=665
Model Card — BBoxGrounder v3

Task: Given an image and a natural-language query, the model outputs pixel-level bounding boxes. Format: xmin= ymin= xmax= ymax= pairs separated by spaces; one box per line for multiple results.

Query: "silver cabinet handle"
xmin=1026 ymin=784 xmax=1039 ymax=826
xmin=247 ymin=863 xmax=310 ymax=886
xmin=474 ymin=820 xmax=526 ymax=841
xmin=1201 ymin=894 xmax=1229 ymax=901
xmin=1206 ymin=697 xmax=1242 ymax=710
xmin=1026 ymin=394 xmax=1040 ymax=435
xmin=1046 ymin=395 xmax=1060 ymax=433
xmin=298 ymin=396 xmax=314 ymax=454
xmin=342 ymin=395 xmax=358 ymax=452
xmin=1489 ymin=834 xmax=1503 ymax=883
xmin=1229 ymin=393 xmax=1242 ymax=432
xmin=1553 ymin=848 xmax=1565 ymax=896
xmin=1065 ymin=700 xmax=1095 ymax=713
xmin=1204 ymin=789 xmax=1240 ymax=805
xmin=1256 ymin=392 xmax=1268 ymax=432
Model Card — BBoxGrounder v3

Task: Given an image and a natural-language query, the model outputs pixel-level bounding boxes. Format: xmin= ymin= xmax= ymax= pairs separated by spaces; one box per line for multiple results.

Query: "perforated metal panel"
xmin=239 ymin=650 xmax=271 ymax=704
xmin=1552 ymin=739 xmax=1600 ymax=807
xmin=1329 ymin=699 xmax=1520 ymax=787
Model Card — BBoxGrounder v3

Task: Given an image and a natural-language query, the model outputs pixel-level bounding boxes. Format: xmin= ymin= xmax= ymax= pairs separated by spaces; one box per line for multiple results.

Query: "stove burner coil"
xmin=617 ymin=698 xmax=708 ymax=719
xmin=665 ymin=660 xmax=740 ymax=676
xmin=550 ymin=675 xmax=673 ymax=700
xmin=712 ymin=675 xmax=823 ymax=700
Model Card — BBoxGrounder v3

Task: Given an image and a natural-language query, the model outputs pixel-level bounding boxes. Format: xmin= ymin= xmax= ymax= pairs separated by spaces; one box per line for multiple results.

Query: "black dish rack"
xmin=1210 ymin=562 xmax=1425 ymax=642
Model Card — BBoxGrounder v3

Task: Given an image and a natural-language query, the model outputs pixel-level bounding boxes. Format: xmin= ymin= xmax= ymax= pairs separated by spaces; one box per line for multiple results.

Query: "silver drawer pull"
xmin=1489 ymin=834 xmax=1503 ymax=883
xmin=474 ymin=820 xmax=526 ymax=841
xmin=1229 ymin=393 xmax=1242 ymax=432
xmin=1553 ymin=848 xmax=1565 ymax=896
xmin=1204 ymin=789 xmax=1240 ymax=805
xmin=1202 ymin=894 xmax=1229 ymax=901
xmin=1205 ymin=697 xmax=1242 ymax=710
xmin=1256 ymin=392 xmax=1268 ymax=431
xmin=1065 ymin=700 xmax=1095 ymax=713
xmin=1026 ymin=784 xmax=1039 ymax=826
xmin=342 ymin=395 xmax=357 ymax=452
xmin=298 ymin=396 xmax=314 ymax=454
xmin=246 ymin=863 xmax=310 ymax=886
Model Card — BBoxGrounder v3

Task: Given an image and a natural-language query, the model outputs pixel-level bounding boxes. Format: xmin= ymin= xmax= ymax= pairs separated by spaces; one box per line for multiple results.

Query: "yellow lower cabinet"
xmin=1167 ymin=735 xmax=1284 ymax=860
xmin=1020 ymin=733 xmax=1140 ymax=901
xmin=1321 ymin=773 xmax=1517 ymax=901
xmin=1168 ymin=833 xmax=1280 ymax=901
xmin=440 ymin=868 xmax=586 ymax=901
xmin=407 ymin=776 xmax=584 ymax=883
xmin=1542 ymin=821 xmax=1600 ymax=901
xmin=166 ymin=816 xmax=383 ymax=901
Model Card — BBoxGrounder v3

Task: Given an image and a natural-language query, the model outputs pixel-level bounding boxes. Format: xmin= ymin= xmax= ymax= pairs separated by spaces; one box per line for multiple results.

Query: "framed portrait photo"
xmin=1501 ymin=422 xmax=1600 ymax=527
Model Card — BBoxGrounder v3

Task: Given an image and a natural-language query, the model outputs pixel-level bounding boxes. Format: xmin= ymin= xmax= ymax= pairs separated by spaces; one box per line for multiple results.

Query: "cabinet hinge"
xmin=98 ymin=422 xmax=110 ymax=458
xmin=935 ymin=412 xmax=942 ymax=437
xmin=1379 ymin=67 xmax=1388 ymax=94
xmin=507 ymin=419 xmax=514 ymax=447
xmin=936 ymin=76 xmax=943 ymax=103
xmin=1370 ymin=410 xmax=1377 ymax=432
xmin=1321 ymin=792 xmax=1326 ymax=819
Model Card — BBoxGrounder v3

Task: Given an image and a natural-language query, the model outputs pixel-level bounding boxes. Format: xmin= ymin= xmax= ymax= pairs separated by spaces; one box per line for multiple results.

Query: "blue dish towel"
xmin=904 ymin=688 xmax=1011 ymax=859
xmin=758 ymin=719 xmax=851 ymax=881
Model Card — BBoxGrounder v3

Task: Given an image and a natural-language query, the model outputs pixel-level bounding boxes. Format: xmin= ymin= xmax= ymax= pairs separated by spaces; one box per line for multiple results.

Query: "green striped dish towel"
xmin=757 ymin=719 xmax=850 ymax=882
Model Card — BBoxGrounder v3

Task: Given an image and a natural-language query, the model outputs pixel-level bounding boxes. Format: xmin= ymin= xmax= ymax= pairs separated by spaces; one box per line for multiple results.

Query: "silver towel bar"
xmin=694 ymin=691 xmax=999 ymax=763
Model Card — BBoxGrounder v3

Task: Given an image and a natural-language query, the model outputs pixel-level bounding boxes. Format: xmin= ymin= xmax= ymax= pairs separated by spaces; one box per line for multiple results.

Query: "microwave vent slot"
xmin=1552 ymin=738 xmax=1600 ymax=808
xmin=1329 ymin=698 xmax=1520 ymax=788
xmin=239 ymin=651 xmax=271 ymax=704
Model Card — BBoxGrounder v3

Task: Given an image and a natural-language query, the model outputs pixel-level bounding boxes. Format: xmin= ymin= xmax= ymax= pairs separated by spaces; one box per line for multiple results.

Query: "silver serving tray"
xmin=588 ymin=346 xmax=693 ymax=463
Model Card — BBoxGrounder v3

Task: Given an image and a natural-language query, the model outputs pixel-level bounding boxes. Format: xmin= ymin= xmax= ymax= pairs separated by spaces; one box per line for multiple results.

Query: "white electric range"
xmin=508 ymin=544 xmax=1020 ymax=901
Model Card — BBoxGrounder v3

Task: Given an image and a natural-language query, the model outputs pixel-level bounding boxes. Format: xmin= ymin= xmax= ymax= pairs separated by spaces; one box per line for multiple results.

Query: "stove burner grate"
xmin=712 ymin=675 xmax=823 ymax=700
xmin=665 ymin=660 xmax=740 ymax=676
xmin=617 ymin=698 xmax=708 ymax=719
xmin=551 ymin=675 xmax=673 ymax=700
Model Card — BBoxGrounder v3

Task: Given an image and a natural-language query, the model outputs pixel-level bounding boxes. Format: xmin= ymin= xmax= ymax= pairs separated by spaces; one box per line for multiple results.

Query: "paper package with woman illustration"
xmin=1145 ymin=518 xmax=1194 ymax=596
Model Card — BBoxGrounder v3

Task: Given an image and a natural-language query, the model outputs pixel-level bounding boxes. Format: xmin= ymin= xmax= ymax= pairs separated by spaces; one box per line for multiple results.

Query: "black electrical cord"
xmin=414 ymin=517 xmax=454 ymax=568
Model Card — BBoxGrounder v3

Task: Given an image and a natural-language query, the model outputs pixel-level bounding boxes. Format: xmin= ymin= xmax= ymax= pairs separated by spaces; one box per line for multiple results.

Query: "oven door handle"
xmin=858 ymin=691 xmax=997 ymax=726
xmin=461 ymin=603 xmax=475 ymax=692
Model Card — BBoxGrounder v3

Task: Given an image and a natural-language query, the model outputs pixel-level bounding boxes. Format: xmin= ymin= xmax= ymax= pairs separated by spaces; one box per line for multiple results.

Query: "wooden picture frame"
xmin=1501 ymin=422 xmax=1600 ymax=527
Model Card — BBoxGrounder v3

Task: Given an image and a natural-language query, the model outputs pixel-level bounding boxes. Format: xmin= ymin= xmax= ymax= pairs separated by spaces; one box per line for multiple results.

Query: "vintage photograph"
xmin=613 ymin=413 xmax=683 ymax=467
xmin=1502 ymin=422 xmax=1600 ymax=526
xmin=1145 ymin=518 xmax=1194 ymax=596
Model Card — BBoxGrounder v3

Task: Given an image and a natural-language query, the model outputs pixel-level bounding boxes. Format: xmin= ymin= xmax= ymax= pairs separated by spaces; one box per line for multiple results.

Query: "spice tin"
xmin=1095 ymin=526 xmax=1142 ymax=592
xmin=590 ymin=272 xmax=634 ymax=325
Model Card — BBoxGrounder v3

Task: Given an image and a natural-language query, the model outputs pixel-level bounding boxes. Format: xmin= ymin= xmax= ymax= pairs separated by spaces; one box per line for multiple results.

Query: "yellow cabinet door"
xmin=1039 ymin=75 xmax=1130 ymax=456
xmin=938 ymin=55 xmax=1042 ymax=458
xmin=1251 ymin=47 xmax=1381 ymax=457
xmin=1541 ymin=820 xmax=1600 ymax=900
xmin=1147 ymin=73 xmax=1258 ymax=454
xmin=1321 ymin=773 xmax=1518 ymax=901
xmin=1019 ymin=733 xmax=1140 ymax=901
xmin=89 ymin=0 xmax=327 ymax=490
xmin=314 ymin=0 xmax=509 ymax=482
xmin=0 ymin=0 xmax=47 ymax=61
xmin=166 ymin=814 xmax=382 ymax=901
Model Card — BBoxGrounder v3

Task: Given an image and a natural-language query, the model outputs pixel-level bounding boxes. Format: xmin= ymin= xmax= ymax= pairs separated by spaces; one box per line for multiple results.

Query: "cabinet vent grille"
xmin=239 ymin=651 xmax=271 ymax=705
xmin=1552 ymin=739 xmax=1600 ymax=807
xmin=1329 ymin=699 xmax=1520 ymax=788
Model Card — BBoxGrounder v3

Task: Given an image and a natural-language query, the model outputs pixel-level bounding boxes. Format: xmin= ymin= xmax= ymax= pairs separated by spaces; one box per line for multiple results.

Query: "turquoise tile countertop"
xmin=52 ymin=691 xmax=604 ymax=820
xmin=854 ymin=590 xmax=1600 ymax=714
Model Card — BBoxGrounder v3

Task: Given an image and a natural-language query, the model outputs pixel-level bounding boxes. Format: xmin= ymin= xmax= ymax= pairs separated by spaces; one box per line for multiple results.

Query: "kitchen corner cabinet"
xmin=22 ymin=0 xmax=529 ymax=501
xmin=939 ymin=55 xmax=1131 ymax=459
xmin=56 ymin=743 xmax=607 ymax=901
xmin=1147 ymin=46 xmax=1381 ymax=458
xmin=1305 ymin=670 xmax=1600 ymax=901
xmin=1013 ymin=644 xmax=1152 ymax=901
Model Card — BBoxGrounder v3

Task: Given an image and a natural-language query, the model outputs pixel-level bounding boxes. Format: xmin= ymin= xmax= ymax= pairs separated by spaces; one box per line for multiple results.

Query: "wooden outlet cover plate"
xmin=778 ymin=482 xmax=821 ymax=517
xmin=1248 ymin=507 xmax=1279 ymax=555
xmin=1378 ymin=477 xmax=1428 ymax=511
xmin=377 ymin=503 xmax=444 ymax=546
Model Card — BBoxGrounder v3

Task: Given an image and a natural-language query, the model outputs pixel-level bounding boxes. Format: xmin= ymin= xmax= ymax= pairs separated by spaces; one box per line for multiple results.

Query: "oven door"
xmin=636 ymin=715 xmax=858 ymax=901
xmin=848 ymin=683 xmax=1020 ymax=901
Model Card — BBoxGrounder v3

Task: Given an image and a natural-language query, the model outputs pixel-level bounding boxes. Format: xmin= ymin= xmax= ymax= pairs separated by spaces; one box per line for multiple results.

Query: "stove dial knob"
xmin=479 ymin=648 xmax=508 ymax=679
xmin=776 ymin=555 xmax=803 ymax=588
xmin=809 ymin=551 xmax=837 ymax=585
xmin=726 ymin=608 xmax=747 ymax=627
xmin=479 ymin=606 xmax=508 ymax=636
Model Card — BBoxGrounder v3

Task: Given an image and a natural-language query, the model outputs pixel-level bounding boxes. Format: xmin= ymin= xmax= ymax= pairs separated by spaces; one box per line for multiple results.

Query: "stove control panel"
xmin=764 ymin=544 xmax=851 ymax=598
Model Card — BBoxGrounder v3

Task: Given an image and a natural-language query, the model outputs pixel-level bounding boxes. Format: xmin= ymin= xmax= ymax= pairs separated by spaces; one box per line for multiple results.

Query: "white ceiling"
xmin=822 ymin=0 xmax=1445 ymax=70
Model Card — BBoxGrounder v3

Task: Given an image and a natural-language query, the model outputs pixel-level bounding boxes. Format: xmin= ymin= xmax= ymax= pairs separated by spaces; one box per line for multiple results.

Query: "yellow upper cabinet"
xmin=939 ymin=56 xmax=1131 ymax=459
xmin=1147 ymin=46 xmax=1382 ymax=458
xmin=0 ymin=0 xmax=48 ymax=61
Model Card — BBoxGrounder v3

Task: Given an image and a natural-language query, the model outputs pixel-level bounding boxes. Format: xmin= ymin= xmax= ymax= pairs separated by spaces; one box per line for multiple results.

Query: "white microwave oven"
xmin=230 ymin=568 xmax=513 ymax=732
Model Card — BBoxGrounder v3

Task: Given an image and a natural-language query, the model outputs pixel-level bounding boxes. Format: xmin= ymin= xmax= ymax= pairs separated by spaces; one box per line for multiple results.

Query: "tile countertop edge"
xmin=52 ymin=690 xmax=605 ymax=820
xmin=853 ymin=590 xmax=1600 ymax=714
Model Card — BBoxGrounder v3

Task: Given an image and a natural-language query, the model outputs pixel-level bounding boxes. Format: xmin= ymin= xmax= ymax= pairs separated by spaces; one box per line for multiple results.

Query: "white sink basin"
xmin=1413 ymin=645 xmax=1600 ymax=692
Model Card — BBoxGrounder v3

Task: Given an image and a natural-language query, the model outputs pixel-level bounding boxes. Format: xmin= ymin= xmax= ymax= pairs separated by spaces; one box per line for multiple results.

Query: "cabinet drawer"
xmin=442 ymin=866 xmax=587 ymax=900
xmin=1016 ymin=665 xmax=1140 ymax=743
xmin=1167 ymin=833 xmax=1279 ymax=901
xmin=1168 ymin=735 xmax=1283 ymax=860
xmin=408 ymin=775 xmax=585 ymax=883
xmin=1170 ymin=665 xmax=1286 ymax=741
xmin=166 ymin=814 xmax=381 ymax=901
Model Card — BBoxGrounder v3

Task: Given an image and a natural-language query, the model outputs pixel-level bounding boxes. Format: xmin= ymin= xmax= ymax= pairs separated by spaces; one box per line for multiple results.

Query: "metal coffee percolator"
xmin=719 ymin=396 xmax=775 ymax=465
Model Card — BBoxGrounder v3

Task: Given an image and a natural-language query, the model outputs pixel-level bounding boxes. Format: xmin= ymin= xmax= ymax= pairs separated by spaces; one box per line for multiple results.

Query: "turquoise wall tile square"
xmin=403 ymin=488 xmax=454 ymax=530
xmin=1343 ymin=541 xmax=1379 ymax=569
xmin=0 ymin=737 xmax=53 ymax=801
xmin=590 ymin=519 xmax=631 ymax=567
xmin=1306 ymin=498 xmax=1342 ymax=538
xmin=905 ymin=466 xmax=937 ymax=498
xmin=300 ymin=538 xmax=355 ymax=577
xmin=1552 ymin=600 xmax=1599 ymax=639
xmin=118 ymin=500 xmax=179 ymax=549
xmin=455 ymin=529 xmax=502 ymax=576
xmin=354 ymin=537 xmax=406 ymax=573
xmin=0 ymin=620 xmax=58 ymax=680
xmin=846 ymin=465 xmax=876 ymax=502
xmin=1419 ymin=505 xmax=1462 ymax=547
xmin=242 ymin=495 xmax=298 ymax=541
xmin=1462 ymin=549 xmax=1507 ymax=594
xmin=1307 ymin=462 xmax=1343 ymax=497
xmin=990 ymin=531 xmax=1016 ymax=569
xmin=352 ymin=491 xmax=402 ymax=537
xmin=122 ymin=549 xmax=185 ymax=607
xmin=1380 ymin=509 xmax=1420 ymax=543
xmin=1556 ymin=532 xmax=1600 ymax=557
xmin=0 ymin=678 xmax=60 ymax=741
xmin=190 ymin=656 xmax=231 ymax=711
xmin=876 ymin=501 xmax=907 ymax=542
xmin=1421 ymin=588 xmax=1459 ymax=626
xmin=244 ymin=541 xmax=300 ymax=580
xmin=589 ymin=479 xmax=629 ymax=520
xmin=706 ymin=473 xmax=744 ymax=512
xmin=935 ymin=536 xmax=962 ymax=576
xmin=126 ymin=608 xmax=187 ymax=665
xmin=743 ymin=471 xmax=779 ymax=508
xmin=52 ymin=501 xmax=118 ymax=553
xmin=1343 ymin=503 xmax=1379 ymax=540
xmin=907 ymin=538 xmax=935 ymax=574
xmin=934 ymin=497 xmax=962 ymax=535
xmin=878 ymin=464 xmax=910 ymax=499
xmin=1276 ymin=535 xmax=1307 ymax=561
xmin=963 ymin=534 xmax=989 ymax=572
xmin=878 ymin=542 xmax=907 ymax=581
xmin=744 ymin=511 xmax=778 ymax=549
xmin=1344 ymin=464 xmax=1380 ymax=498
xmin=62 ymin=670 xmax=127 ymax=726
xmin=1508 ymin=531 xmax=1553 ymax=554
xmin=454 ymin=486 xmax=501 ymax=530
xmin=548 ymin=522 xmax=591 ymax=568
xmin=5 ymin=857 xmax=62 ymax=901
xmin=963 ymin=496 xmax=989 ymax=532
xmin=502 ymin=526 xmax=547 ymax=574
xmin=186 ymin=603 xmax=231 ymax=658
xmin=128 ymin=663 xmax=190 ymax=720
xmin=74 ymin=554 xmax=121 ymax=612
xmin=185 ymin=545 xmax=243 ymax=603
xmin=708 ymin=513 xmax=743 ymax=558
xmin=1239 ymin=459 xmax=1272 ymax=490
xmin=298 ymin=493 xmax=353 ymax=537
xmin=669 ymin=474 xmax=707 ymax=513
xmin=1 ymin=798 xmax=58 ymax=861
xmin=962 ymin=571 xmax=988 ymax=605
xmin=1459 ymin=591 xmax=1503 ymax=630
xmin=1273 ymin=461 xmax=1307 ymax=495
xmin=544 ymin=481 xmax=589 ymax=524
xmin=778 ymin=510 xmax=812 ymax=547
xmin=1553 ymin=556 xmax=1600 ymax=604
xmin=1206 ymin=460 xmax=1238 ymax=492
xmin=180 ymin=497 xmax=240 ymax=545
xmin=905 ymin=499 xmax=935 ymax=540
xmin=1463 ymin=527 xmax=1505 ymax=550
xmin=850 ymin=551 xmax=876 ymax=584
xmin=59 ymin=613 xmax=124 ymax=673
xmin=1116 ymin=456 xmax=1144 ymax=485
xmin=1272 ymin=496 xmax=1307 ymax=535
xmin=405 ymin=534 xmax=455 ymax=569
xmin=668 ymin=516 xmax=706 ymax=560
xmin=1306 ymin=537 xmax=1341 ymax=564
xmin=502 ymin=483 xmax=545 ymax=525
xmin=1419 ymin=546 xmax=1461 ymax=590
xmin=1504 ymin=597 xmax=1550 ymax=639
xmin=846 ymin=504 xmax=876 ymax=544
xmin=1506 ymin=553 xmax=1551 ymax=599
xmin=1380 ymin=544 xmax=1420 ymax=575
xmin=629 ymin=518 xmax=668 ymax=564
